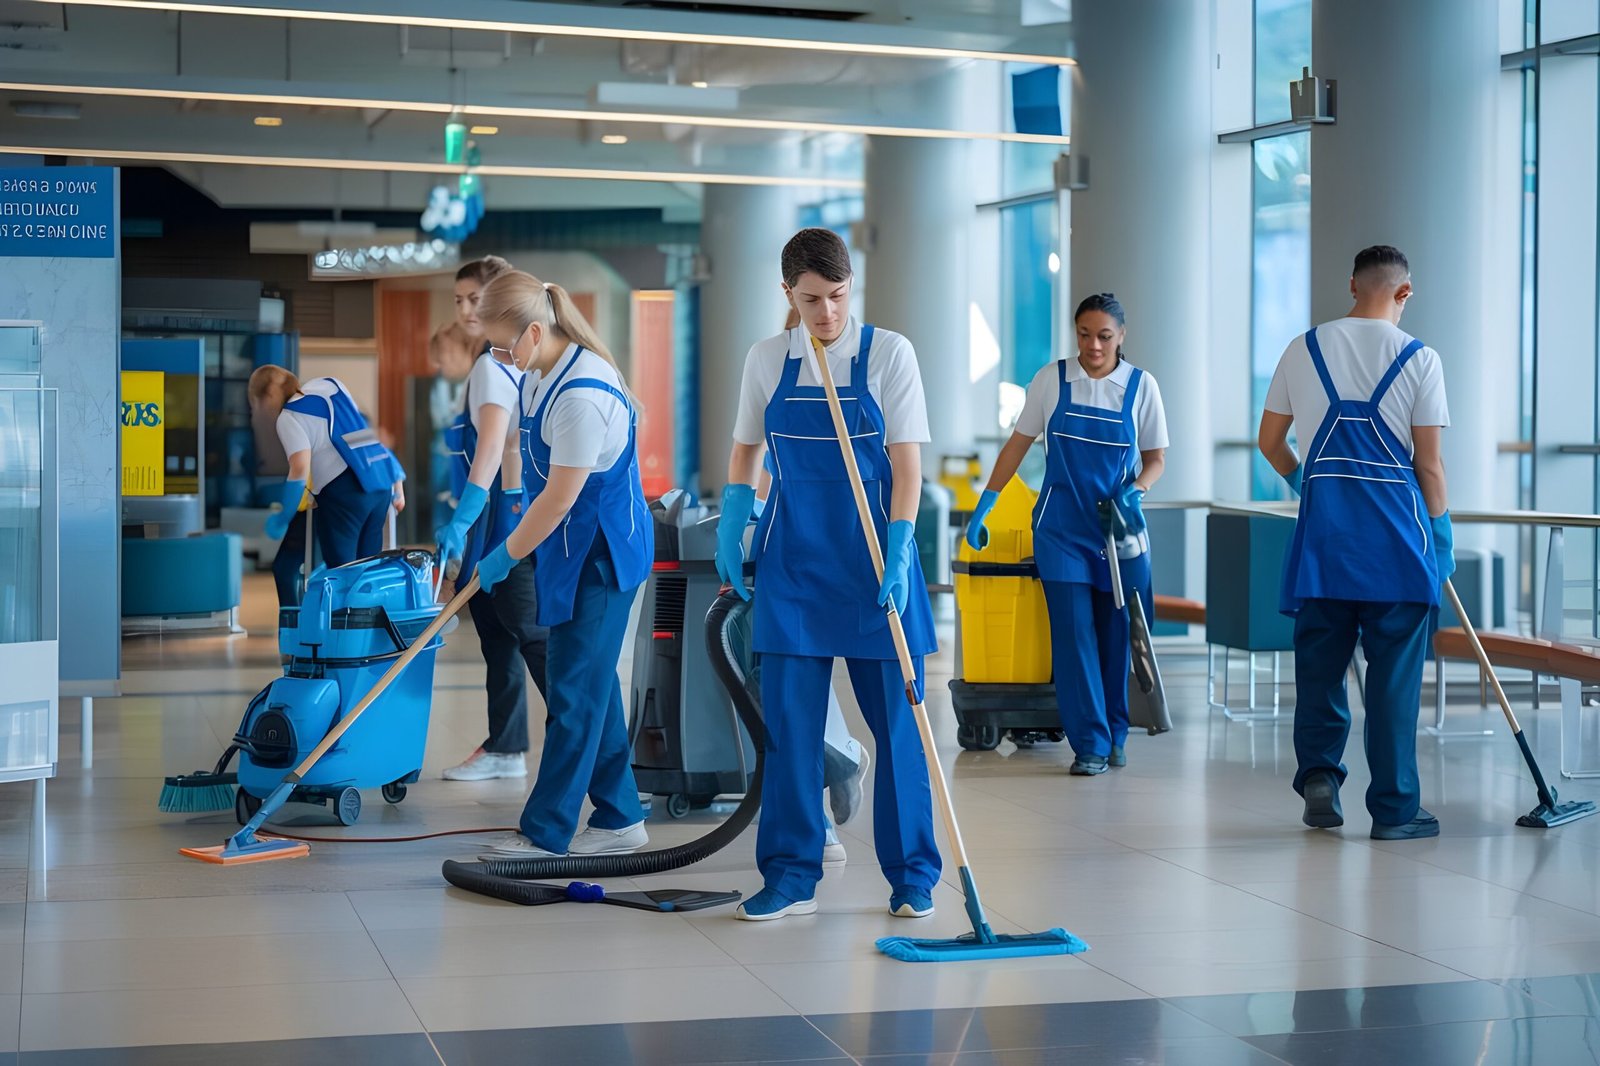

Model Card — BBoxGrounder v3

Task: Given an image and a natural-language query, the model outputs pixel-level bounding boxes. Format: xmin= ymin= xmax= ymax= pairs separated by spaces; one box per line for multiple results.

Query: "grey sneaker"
xmin=442 ymin=749 xmax=527 ymax=781
xmin=568 ymin=820 xmax=649 ymax=855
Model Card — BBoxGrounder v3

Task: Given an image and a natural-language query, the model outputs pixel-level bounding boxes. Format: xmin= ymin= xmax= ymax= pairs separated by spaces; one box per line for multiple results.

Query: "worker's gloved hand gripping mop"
xmin=180 ymin=574 xmax=482 ymax=864
xmin=1442 ymin=580 xmax=1597 ymax=830
xmin=806 ymin=333 xmax=1086 ymax=963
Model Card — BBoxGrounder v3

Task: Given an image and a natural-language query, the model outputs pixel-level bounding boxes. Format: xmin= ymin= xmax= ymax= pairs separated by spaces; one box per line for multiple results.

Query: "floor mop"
xmin=805 ymin=332 xmax=1086 ymax=963
xmin=1443 ymin=579 xmax=1597 ymax=829
xmin=179 ymin=573 xmax=481 ymax=865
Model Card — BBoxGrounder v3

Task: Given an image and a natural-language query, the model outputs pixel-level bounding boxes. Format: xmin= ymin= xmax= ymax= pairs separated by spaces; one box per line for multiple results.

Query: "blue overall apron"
xmin=748 ymin=325 xmax=940 ymax=900
xmin=443 ymin=356 xmax=525 ymax=580
xmin=1281 ymin=327 xmax=1439 ymax=825
xmin=1033 ymin=359 xmax=1151 ymax=759
xmin=283 ymin=378 xmax=400 ymax=565
xmin=513 ymin=346 xmax=652 ymax=850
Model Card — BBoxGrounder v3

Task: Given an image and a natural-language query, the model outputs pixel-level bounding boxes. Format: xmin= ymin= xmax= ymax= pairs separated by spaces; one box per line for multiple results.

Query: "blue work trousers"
xmin=1042 ymin=572 xmax=1149 ymax=760
xmin=1291 ymin=597 xmax=1434 ymax=827
xmin=313 ymin=468 xmax=391 ymax=567
xmin=757 ymin=654 xmax=941 ymax=900
xmin=518 ymin=545 xmax=644 ymax=851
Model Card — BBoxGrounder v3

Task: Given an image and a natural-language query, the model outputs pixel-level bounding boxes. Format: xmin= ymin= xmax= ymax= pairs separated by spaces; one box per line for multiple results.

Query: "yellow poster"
xmin=121 ymin=370 xmax=165 ymax=496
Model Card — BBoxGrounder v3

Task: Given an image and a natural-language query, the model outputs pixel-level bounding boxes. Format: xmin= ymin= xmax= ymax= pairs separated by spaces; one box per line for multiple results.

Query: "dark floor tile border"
xmin=14 ymin=972 xmax=1600 ymax=1065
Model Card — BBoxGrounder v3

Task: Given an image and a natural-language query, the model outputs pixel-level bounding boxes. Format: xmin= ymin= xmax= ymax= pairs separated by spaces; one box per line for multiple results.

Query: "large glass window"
xmin=1254 ymin=0 xmax=1313 ymax=124
xmin=1250 ymin=133 xmax=1311 ymax=499
xmin=1000 ymin=199 xmax=1059 ymax=395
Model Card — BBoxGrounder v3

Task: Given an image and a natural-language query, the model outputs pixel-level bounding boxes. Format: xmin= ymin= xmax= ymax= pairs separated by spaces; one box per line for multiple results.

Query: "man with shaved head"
xmin=1257 ymin=245 xmax=1455 ymax=841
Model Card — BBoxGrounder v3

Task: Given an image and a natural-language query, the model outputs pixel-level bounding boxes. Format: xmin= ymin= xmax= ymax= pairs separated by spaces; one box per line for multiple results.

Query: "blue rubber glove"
xmin=263 ymin=479 xmax=306 ymax=540
xmin=436 ymin=481 xmax=489 ymax=564
xmin=716 ymin=483 xmax=755 ymax=601
xmin=964 ymin=489 xmax=998 ymax=551
xmin=475 ymin=542 xmax=516 ymax=594
xmin=1284 ymin=464 xmax=1303 ymax=498
xmin=1116 ymin=483 xmax=1147 ymax=536
xmin=1431 ymin=511 xmax=1456 ymax=585
xmin=878 ymin=519 xmax=916 ymax=616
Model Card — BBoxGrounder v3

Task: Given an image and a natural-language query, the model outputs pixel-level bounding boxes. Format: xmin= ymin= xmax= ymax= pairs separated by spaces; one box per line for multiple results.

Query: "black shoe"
xmin=1302 ymin=773 xmax=1345 ymax=829
xmin=1070 ymin=756 xmax=1109 ymax=776
xmin=1109 ymin=745 xmax=1126 ymax=768
xmin=1371 ymin=809 xmax=1439 ymax=840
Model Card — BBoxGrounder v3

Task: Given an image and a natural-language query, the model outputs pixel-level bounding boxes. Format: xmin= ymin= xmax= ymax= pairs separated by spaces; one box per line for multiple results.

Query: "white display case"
xmin=0 ymin=323 xmax=59 ymax=786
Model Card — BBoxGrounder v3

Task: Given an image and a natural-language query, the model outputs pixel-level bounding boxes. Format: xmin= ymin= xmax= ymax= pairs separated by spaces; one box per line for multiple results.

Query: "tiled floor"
xmin=3 ymin=572 xmax=1600 ymax=1063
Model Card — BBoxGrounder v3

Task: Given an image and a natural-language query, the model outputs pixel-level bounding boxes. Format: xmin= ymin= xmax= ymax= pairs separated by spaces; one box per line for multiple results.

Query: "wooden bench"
xmin=1153 ymin=595 xmax=1206 ymax=626
xmin=1433 ymin=627 xmax=1600 ymax=710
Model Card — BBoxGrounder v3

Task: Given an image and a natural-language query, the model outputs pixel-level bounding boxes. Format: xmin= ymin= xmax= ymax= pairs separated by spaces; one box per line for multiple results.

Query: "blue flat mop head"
xmin=876 ymin=928 xmax=1088 ymax=963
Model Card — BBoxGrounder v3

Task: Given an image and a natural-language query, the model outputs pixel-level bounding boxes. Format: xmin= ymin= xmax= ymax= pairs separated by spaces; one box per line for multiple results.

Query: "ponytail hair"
xmin=477 ymin=270 xmax=637 ymax=407
xmin=781 ymin=227 xmax=853 ymax=331
xmin=248 ymin=364 xmax=301 ymax=414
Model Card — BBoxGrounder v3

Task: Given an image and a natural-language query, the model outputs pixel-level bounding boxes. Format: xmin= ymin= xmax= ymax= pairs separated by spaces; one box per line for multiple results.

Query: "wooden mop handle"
xmin=807 ymin=335 xmax=973 ymax=868
xmin=1441 ymin=579 xmax=1522 ymax=733
xmin=287 ymin=573 xmax=481 ymax=782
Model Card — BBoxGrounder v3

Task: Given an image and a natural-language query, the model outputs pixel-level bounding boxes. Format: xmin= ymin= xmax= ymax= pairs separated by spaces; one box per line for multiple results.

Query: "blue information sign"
xmin=0 ymin=167 xmax=116 ymax=258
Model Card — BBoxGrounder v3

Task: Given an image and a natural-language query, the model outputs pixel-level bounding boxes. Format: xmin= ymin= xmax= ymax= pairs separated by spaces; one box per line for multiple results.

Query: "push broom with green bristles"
xmin=806 ymin=332 xmax=1087 ymax=963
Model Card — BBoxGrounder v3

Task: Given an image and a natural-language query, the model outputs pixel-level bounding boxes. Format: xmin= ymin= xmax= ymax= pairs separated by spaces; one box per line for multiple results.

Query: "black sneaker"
xmin=1070 ymin=756 xmax=1109 ymax=776
xmin=1370 ymin=809 xmax=1439 ymax=840
xmin=1301 ymin=772 xmax=1345 ymax=829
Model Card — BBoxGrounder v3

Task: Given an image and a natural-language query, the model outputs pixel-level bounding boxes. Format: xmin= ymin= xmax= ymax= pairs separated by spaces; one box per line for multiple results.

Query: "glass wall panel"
xmin=1254 ymin=0 xmax=1313 ymax=124
xmin=1250 ymin=131 xmax=1311 ymax=499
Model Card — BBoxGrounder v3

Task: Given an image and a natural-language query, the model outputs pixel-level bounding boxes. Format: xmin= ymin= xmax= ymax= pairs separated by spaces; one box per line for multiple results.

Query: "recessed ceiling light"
xmin=0 ymin=80 xmax=1069 ymax=145
xmin=0 ymin=142 xmax=864 ymax=189
xmin=690 ymin=81 xmax=709 ymax=89
xmin=469 ymin=125 xmax=498 ymax=135
xmin=254 ymin=115 xmax=282 ymax=126
xmin=601 ymin=134 xmax=628 ymax=145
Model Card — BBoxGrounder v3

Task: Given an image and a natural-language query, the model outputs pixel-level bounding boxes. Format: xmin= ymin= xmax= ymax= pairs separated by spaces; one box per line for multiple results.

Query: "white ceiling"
xmin=0 ymin=0 xmax=1070 ymax=213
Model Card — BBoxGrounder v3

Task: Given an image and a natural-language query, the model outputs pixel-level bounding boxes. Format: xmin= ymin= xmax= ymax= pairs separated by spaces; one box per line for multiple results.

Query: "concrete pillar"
xmin=1069 ymin=0 xmax=1213 ymax=500
xmin=698 ymin=172 xmax=795 ymax=493
xmin=1311 ymin=0 xmax=1500 ymax=509
xmin=864 ymin=77 xmax=973 ymax=464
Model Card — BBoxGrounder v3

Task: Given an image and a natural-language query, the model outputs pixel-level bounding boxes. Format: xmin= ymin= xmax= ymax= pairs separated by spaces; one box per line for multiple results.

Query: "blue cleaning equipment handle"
xmin=965 ymin=489 xmax=998 ymax=551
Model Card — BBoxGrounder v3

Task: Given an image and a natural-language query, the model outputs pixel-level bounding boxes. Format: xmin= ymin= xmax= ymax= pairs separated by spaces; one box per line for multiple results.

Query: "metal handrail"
xmin=1143 ymin=499 xmax=1600 ymax=530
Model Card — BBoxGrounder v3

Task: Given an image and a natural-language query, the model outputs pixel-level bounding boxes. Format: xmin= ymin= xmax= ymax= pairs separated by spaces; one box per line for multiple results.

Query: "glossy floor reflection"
xmin=2 ymin=572 xmax=1599 ymax=1062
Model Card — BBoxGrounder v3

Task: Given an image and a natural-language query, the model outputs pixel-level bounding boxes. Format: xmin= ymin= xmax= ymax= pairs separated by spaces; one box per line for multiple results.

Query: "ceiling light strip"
xmin=0 ymin=80 xmax=1070 ymax=146
xmin=47 ymin=0 xmax=1073 ymax=67
xmin=0 ymin=143 xmax=864 ymax=188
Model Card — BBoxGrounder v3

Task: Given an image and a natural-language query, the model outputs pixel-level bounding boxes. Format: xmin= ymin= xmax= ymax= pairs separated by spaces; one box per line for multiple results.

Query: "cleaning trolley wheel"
xmin=665 ymin=793 xmax=692 ymax=819
xmin=956 ymin=722 xmax=1002 ymax=752
xmin=234 ymin=789 xmax=263 ymax=826
xmin=336 ymin=786 xmax=362 ymax=826
xmin=381 ymin=781 xmax=408 ymax=805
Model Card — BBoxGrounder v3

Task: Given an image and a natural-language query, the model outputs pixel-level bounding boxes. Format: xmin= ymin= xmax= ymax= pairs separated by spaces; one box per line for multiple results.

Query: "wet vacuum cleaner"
xmin=180 ymin=551 xmax=468 ymax=864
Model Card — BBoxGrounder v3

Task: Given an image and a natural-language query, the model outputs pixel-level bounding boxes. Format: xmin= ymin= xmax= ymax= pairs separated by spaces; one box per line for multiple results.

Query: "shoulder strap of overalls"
xmin=558 ymin=377 xmax=632 ymax=413
xmin=854 ymin=324 xmax=875 ymax=388
xmin=778 ymin=330 xmax=805 ymax=388
xmin=492 ymin=359 xmax=520 ymax=391
xmin=1303 ymin=328 xmax=1341 ymax=405
xmin=1370 ymin=339 xmax=1425 ymax=406
xmin=1119 ymin=366 xmax=1143 ymax=417
xmin=532 ymin=346 xmax=585 ymax=423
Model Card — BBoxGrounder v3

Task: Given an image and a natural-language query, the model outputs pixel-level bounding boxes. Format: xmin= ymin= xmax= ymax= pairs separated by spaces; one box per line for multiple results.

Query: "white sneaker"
xmin=569 ymin=821 xmax=649 ymax=855
xmin=442 ymin=749 xmax=527 ymax=781
xmin=479 ymin=832 xmax=565 ymax=860
xmin=822 ymin=824 xmax=847 ymax=869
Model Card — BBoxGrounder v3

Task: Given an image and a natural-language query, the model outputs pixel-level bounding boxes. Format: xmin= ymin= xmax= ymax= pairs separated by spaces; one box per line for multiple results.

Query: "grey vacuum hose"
xmin=441 ymin=590 xmax=766 ymax=903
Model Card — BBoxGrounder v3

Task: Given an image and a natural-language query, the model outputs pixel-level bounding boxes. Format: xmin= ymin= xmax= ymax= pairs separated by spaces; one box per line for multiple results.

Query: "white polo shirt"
xmin=1014 ymin=357 xmax=1170 ymax=453
xmin=520 ymin=344 xmax=632 ymax=472
xmin=732 ymin=318 xmax=931 ymax=447
xmin=466 ymin=350 xmax=524 ymax=434
xmin=1265 ymin=317 xmax=1449 ymax=452
xmin=275 ymin=377 xmax=348 ymax=492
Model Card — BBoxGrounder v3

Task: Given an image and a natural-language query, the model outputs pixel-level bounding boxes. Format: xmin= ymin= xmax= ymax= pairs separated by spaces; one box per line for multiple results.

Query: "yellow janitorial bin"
xmin=954 ymin=476 xmax=1052 ymax=683
xmin=939 ymin=454 xmax=983 ymax=513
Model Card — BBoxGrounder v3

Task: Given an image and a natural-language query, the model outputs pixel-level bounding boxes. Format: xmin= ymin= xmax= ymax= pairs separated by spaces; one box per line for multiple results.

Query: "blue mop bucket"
xmin=236 ymin=550 xmax=447 ymax=825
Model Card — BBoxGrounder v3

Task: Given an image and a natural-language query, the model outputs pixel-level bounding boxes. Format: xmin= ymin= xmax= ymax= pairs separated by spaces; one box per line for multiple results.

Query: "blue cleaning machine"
xmin=233 ymin=549 xmax=450 ymax=827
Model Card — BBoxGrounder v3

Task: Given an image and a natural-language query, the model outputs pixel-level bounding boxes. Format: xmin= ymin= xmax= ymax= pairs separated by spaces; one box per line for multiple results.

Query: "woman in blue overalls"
xmin=965 ymin=294 xmax=1169 ymax=776
xmin=715 ymin=227 xmax=941 ymax=921
xmin=452 ymin=270 xmax=655 ymax=859
xmin=249 ymin=366 xmax=404 ymax=568
xmin=434 ymin=259 xmax=552 ymax=783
